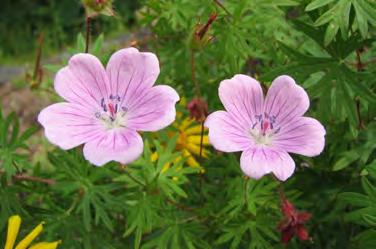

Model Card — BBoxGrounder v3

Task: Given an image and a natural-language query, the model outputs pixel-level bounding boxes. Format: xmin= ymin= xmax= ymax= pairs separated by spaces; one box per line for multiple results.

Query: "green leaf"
xmin=357 ymin=0 xmax=376 ymax=26
xmin=363 ymin=214 xmax=376 ymax=226
xmin=324 ymin=22 xmax=339 ymax=46
xmin=92 ymin=33 xmax=104 ymax=56
xmin=305 ymin=0 xmax=335 ymax=11
xmin=338 ymin=192 xmax=371 ymax=207
xmin=43 ymin=64 xmax=61 ymax=73
xmin=362 ymin=177 xmax=376 ymax=201
xmin=332 ymin=151 xmax=359 ymax=171
xmin=76 ymin=33 xmax=86 ymax=52
xmin=314 ymin=4 xmax=337 ymax=26
xmin=353 ymin=0 xmax=369 ymax=38
xmin=366 ymin=160 xmax=376 ymax=179
xmin=338 ymin=0 xmax=352 ymax=39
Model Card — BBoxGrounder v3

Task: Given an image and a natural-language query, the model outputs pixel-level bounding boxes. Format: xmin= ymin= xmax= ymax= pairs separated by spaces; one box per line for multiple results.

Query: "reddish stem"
xmin=85 ymin=16 xmax=91 ymax=53
xmin=13 ymin=174 xmax=56 ymax=185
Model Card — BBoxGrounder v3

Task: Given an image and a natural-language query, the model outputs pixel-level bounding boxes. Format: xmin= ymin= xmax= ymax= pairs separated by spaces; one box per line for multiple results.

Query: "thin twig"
xmin=355 ymin=50 xmax=364 ymax=71
xmin=243 ymin=176 xmax=249 ymax=205
xmin=190 ymin=49 xmax=201 ymax=96
xmin=278 ymin=184 xmax=285 ymax=201
xmin=167 ymin=199 xmax=195 ymax=212
xmin=13 ymin=174 xmax=56 ymax=185
xmin=356 ymin=98 xmax=365 ymax=129
xmin=33 ymin=33 xmax=44 ymax=80
xmin=123 ymin=169 xmax=146 ymax=187
xmin=355 ymin=50 xmax=365 ymax=130
xmin=199 ymin=121 xmax=205 ymax=158
xmin=213 ymin=0 xmax=232 ymax=16
xmin=85 ymin=16 xmax=91 ymax=53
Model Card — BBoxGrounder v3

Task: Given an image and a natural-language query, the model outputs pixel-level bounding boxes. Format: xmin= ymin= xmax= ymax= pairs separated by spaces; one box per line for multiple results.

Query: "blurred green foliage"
xmin=0 ymin=0 xmax=139 ymax=61
xmin=0 ymin=0 xmax=376 ymax=248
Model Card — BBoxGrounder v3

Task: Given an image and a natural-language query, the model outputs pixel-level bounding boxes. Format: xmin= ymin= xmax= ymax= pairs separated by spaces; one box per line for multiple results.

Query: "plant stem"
xmin=213 ymin=0 xmax=232 ymax=16
xmin=199 ymin=121 xmax=204 ymax=158
xmin=355 ymin=50 xmax=365 ymax=129
xmin=123 ymin=169 xmax=145 ymax=187
xmin=85 ymin=16 xmax=91 ymax=53
xmin=33 ymin=33 xmax=44 ymax=81
xmin=13 ymin=174 xmax=56 ymax=185
xmin=356 ymin=98 xmax=365 ymax=129
xmin=190 ymin=49 xmax=201 ymax=97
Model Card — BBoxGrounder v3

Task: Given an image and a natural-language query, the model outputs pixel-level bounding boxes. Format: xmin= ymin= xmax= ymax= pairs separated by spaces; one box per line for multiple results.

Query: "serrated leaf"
xmin=363 ymin=214 xmax=376 ymax=226
xmin=362 ymin=177 xmax=376 ymax=201
xmin=353 ymin=0 xmax=369 ymax=38
xmin=76 ymin=33 xmax=86 ymax=52
xmin=338 ymin=0 xmax=351 ymax=39
xmin=338 ymin=192 xmax=371 ymax=207
xmin=314 ymin=5 xmax=337 ymax=26
xmin=92 ymin=34 xmax=104 ymax=56
xmin=332 ymin=151 xmax=359 ymax=171
xmin=305 ymin=0 xmax=335 ymax=11
xmin=324 ymin=22 xmax=339 ymax=45
xmin=357 ymin=0 xmax=376 ymax=26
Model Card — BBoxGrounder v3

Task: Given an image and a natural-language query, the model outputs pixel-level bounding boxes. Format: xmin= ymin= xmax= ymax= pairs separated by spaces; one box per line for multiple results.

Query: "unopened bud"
xmin=187 ymin=97 xmax=208 ymax=122
xmin=190 ymin=13 xmax=217 ymax=50
xmin=81 ymin=0 xmax=114 ymax=17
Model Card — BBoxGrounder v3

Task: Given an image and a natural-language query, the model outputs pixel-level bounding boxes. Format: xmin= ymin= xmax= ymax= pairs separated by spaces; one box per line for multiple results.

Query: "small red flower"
xmin=187 ymin=97 xmax=208 ymax=122
xmin=277 ymin=197 xmax=311 ymax=245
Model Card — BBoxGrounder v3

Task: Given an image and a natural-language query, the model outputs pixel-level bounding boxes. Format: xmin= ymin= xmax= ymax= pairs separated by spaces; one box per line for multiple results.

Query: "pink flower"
xmin=38 ymin=48 xmax=179 ymax=166
xmin=204 ymin=75 xmax=325 ymax=181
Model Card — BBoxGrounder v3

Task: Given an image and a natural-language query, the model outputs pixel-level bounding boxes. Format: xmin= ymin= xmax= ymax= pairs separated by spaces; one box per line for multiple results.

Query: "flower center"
xmin=95 ymin=94 xmax=128 ymax=129
xmin=250 ymin=113 xmax=280 ymax=146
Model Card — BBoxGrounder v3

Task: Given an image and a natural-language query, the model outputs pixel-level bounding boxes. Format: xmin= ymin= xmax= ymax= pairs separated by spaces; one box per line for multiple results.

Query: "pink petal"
xmin=219 ymin=74 xmax=264 ymax=128
xmin=55 ymin=54 xmax=110 ymax=109
xmin=38 ymin=103 xmax=103 ymax=150
xmin=106 ymin=48 xmax=160 ymax=107
xmin=83 ymin=129 xmax=143 ymax=166
xmin=205 ymin=111 xmax=253 ymax=152
xmin=273 ymin=117 xmax=326 ymax=157
xmin=264 ymin=75 xmax=309 ymax=126
xmin=126 ymin=85 xmax=179 ymax=131
xmin=240 ymin=148 xmax=295 ymax=181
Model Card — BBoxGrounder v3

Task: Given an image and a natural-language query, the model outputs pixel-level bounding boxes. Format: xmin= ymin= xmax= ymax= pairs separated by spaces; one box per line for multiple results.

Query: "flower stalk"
xmin=85 ymin=16 xmax=91 ymax=53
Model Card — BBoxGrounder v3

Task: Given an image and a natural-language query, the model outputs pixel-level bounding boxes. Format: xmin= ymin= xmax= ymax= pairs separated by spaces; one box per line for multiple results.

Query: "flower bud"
xmin=190 ymin=13 xmax=217 ymax=50
xmin=81 ymin=0 xmax=114 ymax=17
xmin=187 ymin=97 xmax=208 ymax=122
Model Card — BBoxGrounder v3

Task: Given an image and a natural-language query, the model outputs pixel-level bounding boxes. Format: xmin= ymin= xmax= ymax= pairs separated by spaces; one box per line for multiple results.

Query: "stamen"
xmin=250 ymin=113 xmax=279 ymax=145
xmin=95 ymin=94 xmax=128 ymax=129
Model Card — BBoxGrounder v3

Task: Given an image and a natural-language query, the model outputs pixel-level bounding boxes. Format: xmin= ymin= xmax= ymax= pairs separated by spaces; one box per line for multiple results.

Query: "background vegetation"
xmin=0 ymin=0 xmax=375 ymax=248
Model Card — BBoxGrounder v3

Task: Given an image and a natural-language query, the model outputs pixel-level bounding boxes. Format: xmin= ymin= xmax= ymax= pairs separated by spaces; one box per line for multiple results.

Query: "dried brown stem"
xmin=167 ymin=199 xmax=195 ymax=212
xmin=33 ymin=33 xmax=44 ymax=80
xmin=13 ymin=174 xmax=56 ymax=185
xmin=85 ymin=16 xmax=91 ymax=53
xmin=356 ymin=98 xmax=365 ymax=129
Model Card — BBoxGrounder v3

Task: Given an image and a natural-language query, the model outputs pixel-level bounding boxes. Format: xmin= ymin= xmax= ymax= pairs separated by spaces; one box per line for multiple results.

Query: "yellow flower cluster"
xmin=3 ymin=215 xmax=61 ymax=249
xmin=174 ymin=117 xmax=210 ymax=168
xmin=152 ymin=116 xmax=210 ymax=173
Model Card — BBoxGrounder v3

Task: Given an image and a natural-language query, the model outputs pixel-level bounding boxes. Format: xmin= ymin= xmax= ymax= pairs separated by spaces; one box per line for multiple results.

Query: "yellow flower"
xmin=3 ymin=215 xmax=61 ymax=249
xmin=151 ymin=113 xmax=210 ymax=174
xmin=173 ymin=117 xmax=210 ymax=169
